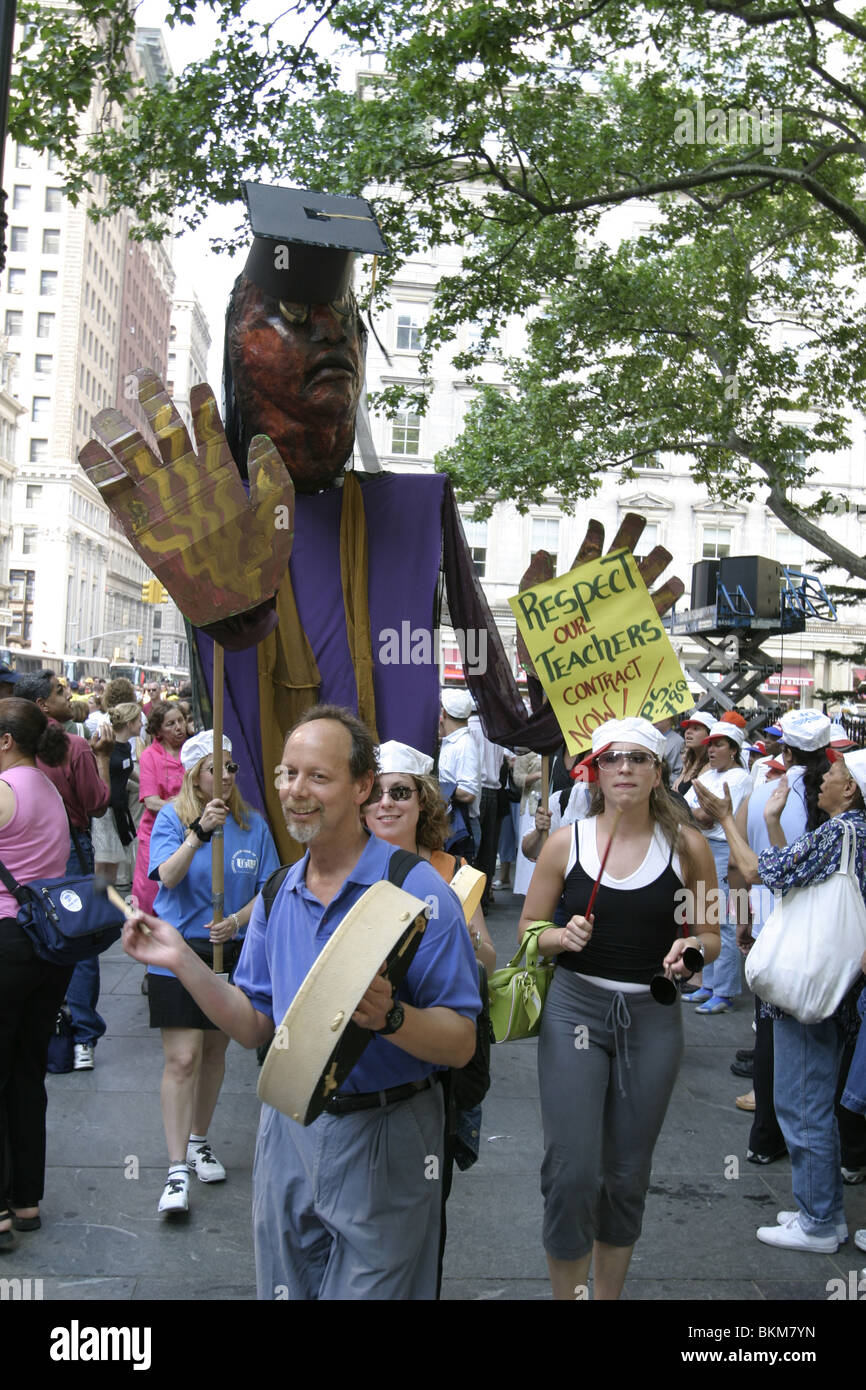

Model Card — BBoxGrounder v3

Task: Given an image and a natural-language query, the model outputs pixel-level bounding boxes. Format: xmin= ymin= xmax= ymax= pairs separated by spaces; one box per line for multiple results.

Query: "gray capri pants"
xmin=537 ymin=968 xmax=683 ymax=1260
xmin=252 ymin=1081 xmax=445 ymax=1300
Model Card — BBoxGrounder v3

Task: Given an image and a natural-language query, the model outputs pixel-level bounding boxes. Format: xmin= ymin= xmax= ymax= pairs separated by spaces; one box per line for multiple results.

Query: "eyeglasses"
xmin=367 ymin=783 xmax=416 ymax=803
xmin=594 ymin=751 xmax=657 ymax=770
xmin=204 ymin=762 xmax=239 ymax=775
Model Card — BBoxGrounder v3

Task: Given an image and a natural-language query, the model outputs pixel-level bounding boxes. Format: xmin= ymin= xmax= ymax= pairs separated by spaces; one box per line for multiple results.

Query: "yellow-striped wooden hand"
xmin=78 ymin=370 xmax=294 ymax=628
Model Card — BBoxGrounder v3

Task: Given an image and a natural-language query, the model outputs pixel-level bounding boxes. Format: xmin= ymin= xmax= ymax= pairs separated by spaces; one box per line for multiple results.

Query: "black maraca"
xmin=650 ymin=945 xmax=704 ymax=1006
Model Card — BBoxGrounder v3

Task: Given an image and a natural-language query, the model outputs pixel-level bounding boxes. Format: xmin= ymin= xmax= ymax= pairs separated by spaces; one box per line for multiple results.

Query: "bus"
xmin=108 ymin=662 xmax=189 ymax=691
xmin=0 ymin=650 xmax=111 ymax=685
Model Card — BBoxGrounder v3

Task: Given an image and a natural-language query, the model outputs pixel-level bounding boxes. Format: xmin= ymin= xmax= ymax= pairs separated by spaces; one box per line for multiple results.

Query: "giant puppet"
xmin=79 ymin=183 xmax=686 ymax=862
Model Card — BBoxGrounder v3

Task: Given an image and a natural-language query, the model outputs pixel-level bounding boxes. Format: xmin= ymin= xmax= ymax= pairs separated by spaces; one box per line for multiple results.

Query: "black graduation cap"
xmin=243 ymin=182 xmax=388 ymax=304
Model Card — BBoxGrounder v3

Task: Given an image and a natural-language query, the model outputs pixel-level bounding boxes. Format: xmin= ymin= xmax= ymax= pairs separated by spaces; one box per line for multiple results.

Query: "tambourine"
xmin=257 ymin=880 xmax=429 ymax=1125
xmin=450 ymin=863 xmax=486 ymax=923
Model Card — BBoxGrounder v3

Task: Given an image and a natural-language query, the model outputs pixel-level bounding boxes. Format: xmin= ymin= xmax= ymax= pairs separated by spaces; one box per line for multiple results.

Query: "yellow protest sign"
xmin=509 ymin=548 xmax=691 ymax=752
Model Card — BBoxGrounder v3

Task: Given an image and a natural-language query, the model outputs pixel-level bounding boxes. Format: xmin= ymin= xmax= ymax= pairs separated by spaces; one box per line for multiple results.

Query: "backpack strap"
xmin=386 ymin=847 xmax=425 ymax=888
xmin=261 ymin=864 xmax=292 ymax=923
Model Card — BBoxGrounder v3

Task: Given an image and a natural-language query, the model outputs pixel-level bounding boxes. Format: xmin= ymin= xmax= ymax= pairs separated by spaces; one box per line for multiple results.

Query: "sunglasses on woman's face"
xmin=594 ymin=751 xmax=657 ymax=770
xmin=204 ymin=761 xmax=239 ymax=775
xmin=367 ymin=783 xmax=415 ymax=803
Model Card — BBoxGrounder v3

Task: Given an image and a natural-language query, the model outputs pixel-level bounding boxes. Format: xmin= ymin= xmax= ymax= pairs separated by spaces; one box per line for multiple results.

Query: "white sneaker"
xmin=777 ymin=1210 xmax=847 ymax=1241
xmin=158 ymin=1167 xmax=190 ymax=1214
xmin=841 ymin=1166 xmax=866 ymax=1184
xmin=757 ymin=1214 xmax=838 ymax=1252
xmin=73 ymin=1043 xmax=94 ymax=1070
xmin=855 ymin=1229 xmax=866 ymax=1253
xmin=186 ymin=1140 xmax=226 ymax=1183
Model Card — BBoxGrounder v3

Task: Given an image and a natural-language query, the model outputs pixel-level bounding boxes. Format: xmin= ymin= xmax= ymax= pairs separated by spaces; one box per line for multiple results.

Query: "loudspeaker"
xmin=691 ymin=559 xmax=720 ymax=609
xmin=718 ymin=556 xmax=783 ymax=619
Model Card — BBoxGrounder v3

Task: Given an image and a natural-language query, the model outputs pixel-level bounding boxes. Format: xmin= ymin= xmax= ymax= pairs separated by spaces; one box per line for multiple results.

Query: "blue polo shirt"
xmin=148 ymin=806 xmax=280 ymax=978
xmin=232 ymin=833 xmax=481 ymax=1094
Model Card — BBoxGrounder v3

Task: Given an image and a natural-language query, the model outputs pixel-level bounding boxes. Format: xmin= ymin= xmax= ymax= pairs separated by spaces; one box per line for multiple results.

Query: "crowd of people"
xmin=1 ymin=677 xmax=864 ymax=1302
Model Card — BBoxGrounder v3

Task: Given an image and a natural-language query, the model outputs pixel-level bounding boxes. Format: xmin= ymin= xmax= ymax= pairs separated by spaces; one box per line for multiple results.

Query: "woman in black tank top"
xmin=518 ymin=717 xmax=720 ymax=1301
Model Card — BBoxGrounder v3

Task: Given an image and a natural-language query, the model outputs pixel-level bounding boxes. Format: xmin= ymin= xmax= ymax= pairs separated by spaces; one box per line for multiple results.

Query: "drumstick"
xmin=94 ymin=876 xmax=151 ymax=935
xmin=584 ymin=807 xmax=622 ymax=919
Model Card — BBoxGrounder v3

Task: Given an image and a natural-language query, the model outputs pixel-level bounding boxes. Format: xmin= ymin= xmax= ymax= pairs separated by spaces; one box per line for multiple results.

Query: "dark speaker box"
xmin=718 ymin=556 xmax=783 ymax=619
xmin=691 ymin=558 xmax=720 ymax=609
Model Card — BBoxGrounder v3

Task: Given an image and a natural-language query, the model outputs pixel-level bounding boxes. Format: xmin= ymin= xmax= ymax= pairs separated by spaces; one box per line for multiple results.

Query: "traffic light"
xmin=140 ymin=579 xmax=169 ymax=604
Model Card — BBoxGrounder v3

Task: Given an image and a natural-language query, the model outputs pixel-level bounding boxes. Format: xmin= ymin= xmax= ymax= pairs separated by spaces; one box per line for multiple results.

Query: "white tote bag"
xmin=745 ymin=819 xmax=866 ymax=1024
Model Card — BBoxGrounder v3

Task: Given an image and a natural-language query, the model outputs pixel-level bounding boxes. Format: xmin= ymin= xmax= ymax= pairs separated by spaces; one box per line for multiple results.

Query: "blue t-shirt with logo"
xmin=147 ymin=804 xmax=280 ymax=978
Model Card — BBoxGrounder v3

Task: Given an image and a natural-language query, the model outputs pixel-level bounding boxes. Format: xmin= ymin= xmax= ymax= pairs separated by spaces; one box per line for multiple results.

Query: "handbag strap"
xmin=0 ymin=852 xmax=26 ymax=902
xmin=506 ymin=920 xmax=554 ymax=969
xmin=841 ymin=818 xmax=858 ymax=877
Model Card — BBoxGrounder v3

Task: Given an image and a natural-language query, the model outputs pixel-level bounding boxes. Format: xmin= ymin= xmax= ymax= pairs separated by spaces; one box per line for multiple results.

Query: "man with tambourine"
xmin=122 ymin=705 xmax=480 ymax=1300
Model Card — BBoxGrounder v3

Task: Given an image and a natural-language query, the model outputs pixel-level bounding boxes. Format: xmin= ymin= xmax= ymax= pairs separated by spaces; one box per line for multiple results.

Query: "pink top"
xmin=0 ymin=765 xmax=70 ymax=919
xmin=132 ymin=739 xmax=185 ymax=915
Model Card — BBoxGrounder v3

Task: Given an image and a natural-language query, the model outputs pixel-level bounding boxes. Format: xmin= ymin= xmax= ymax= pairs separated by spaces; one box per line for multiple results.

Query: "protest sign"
xmin=509 ymin=548 xmax=691 ymax=751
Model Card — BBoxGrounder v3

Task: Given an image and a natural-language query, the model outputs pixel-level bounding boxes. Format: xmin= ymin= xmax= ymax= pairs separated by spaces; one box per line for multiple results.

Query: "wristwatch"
xmin=376 ymin=999 xmax=405 ymax=1036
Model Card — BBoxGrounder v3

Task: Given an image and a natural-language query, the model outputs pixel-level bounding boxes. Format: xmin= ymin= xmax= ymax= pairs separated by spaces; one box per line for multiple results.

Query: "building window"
xmin=26 ymin=482 xmax=43 ymax=505
xmin=395 ymin=305 xmax=424 ymax=352
xmin=44 ymin=187 xmax=63 ymax=213
xmin=701 ymin=526 xmax=732 ymax=559
xmin=634 ymin=521 xmax=659 ymax=558
xmin=4 ymin=311 xmax=22 ymax=337
xmin=391 ymin=411 xmax=421 ymax=456
xmin=775 ymin=530 xmax=806 ymax=568
xmin=12 ymin=185 xmax=30 ymax=210
xmin=36 ymin=312 xmax=55 ymax=338
xmin=21 ymin=529 xmax=36 ymax=555
xmin=40 ymin=271 xmax=58 ymax=297
xmin=151 ymin=644 xmax=161 ymax=663
xmin=15 ymin=146 xmax=32 ymax=168
xmin=10 ymin=226 xmax=28 ymax=253
xmin=42 ymin=229 xmax=60 ymax=255
xmin=31 ymin=396 xmax=51 ymax=424
xmin=531 ymin=517 xmax=560 ymax=571
xmin=460 ymin=516 xmax=488 ymax=578
xmin=8 ymin=269 xmax=25 ymax=295
xmin=153 ymin=611 xmax=162 ymax=629
xmin=28 ymin=441 xmax=47 ymax=465
xmin=636 ymin=452 xmax=664 ymax=469
xmin=47 ymin=151 xmax=60 ymax=172
xmin=34 ymin=354 xmax=52 ymax=375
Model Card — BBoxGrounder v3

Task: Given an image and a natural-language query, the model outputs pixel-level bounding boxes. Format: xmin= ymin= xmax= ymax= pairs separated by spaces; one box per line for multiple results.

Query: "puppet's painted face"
xmin=227 ymin=277 xmax=365 ymax=492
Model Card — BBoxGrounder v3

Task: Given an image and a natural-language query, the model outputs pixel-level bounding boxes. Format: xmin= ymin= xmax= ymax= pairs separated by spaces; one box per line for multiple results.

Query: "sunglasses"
xmin=594 ymin=751 xmax=657 ymax=770
xmin=204 ymin=761 xmax=239 ymax=775
xmin=367 ymin=783 xmax=416 ymax=803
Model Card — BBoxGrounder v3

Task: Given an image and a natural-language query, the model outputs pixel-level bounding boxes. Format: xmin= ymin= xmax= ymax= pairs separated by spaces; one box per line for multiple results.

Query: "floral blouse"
xmin=756 ymin=810 xmax=866 ymax=1032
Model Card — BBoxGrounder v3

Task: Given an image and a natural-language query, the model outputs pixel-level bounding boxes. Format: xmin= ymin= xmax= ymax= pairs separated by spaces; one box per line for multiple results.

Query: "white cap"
xmin=778 ymin=709 xmax=831 ymax=753
xmin=703 ymin=721 xmax=745 ymax=747
xmin=842 ymin=749 xmax=866 ymax=801
xmin=180 ymin=729 xmax=232 ymax=773
xmin=441 ymin=688 xmax=474 ymax=720
xmin=681 ymin=711 xmax=716 ymax=733
xmin=376 ymin=740 xmax=434 ymax=777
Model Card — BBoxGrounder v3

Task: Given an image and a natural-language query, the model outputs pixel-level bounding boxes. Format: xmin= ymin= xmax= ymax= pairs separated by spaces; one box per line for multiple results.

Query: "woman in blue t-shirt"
xmin=146 ymin=730 xmax=279 ymax=1218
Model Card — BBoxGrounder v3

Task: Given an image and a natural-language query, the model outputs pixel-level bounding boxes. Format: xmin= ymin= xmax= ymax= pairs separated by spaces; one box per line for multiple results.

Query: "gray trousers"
xmin=537 ymin=969 xmax=683 ymax=1260
xmin=252 ymin=1082 xmax=445 ymax=1300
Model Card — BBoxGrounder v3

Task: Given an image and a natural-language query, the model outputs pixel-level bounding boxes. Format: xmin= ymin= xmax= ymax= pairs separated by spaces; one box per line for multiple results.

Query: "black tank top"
xmin=555 ymin=823 xmax=683 ymax=985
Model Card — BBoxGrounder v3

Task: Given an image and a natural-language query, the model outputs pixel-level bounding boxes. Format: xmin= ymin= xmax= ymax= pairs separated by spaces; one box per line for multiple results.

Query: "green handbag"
xmin=488 ymin=921 xmax=557 ymax=1043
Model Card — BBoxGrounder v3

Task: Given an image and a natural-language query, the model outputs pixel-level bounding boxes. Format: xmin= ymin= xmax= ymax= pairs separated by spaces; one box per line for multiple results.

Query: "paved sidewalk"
xmin=4 ymin=892 xmax=865 ymax=1301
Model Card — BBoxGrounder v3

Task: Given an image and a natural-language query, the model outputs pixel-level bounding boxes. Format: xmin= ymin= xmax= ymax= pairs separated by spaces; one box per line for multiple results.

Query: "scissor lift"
xmin=667 ymin=567 xmax=836 ymax=733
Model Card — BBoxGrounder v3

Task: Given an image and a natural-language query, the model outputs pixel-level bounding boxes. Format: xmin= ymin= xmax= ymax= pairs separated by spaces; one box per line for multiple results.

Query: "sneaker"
xmin=73 ymin=1043 xmax=94 ymax=1070
xmin=842 ymin=1166 xmax=866 ymax=1185
xmin=746 ymin=1147 xmax=788 ymax=1165
xmin=855 ymin=1229 xmax=866 ymax=1253
xmin=687 ymin=988 xmax=712 ymax=1006
xmin=186 ymin=1141 xmax=226 ymax=1183
xmin=756 ymin=1214 xmax=838 ymax=1253
xmin=777 ymin=1211 xmax=847 ymax=1242
xmin=730 ymin=1058 xmax=754 ymax=1077
xmin=695 ymin=994 xmax=732 ymax=1014
xmin=158 ymin=1167 xmax=190 ymax=1215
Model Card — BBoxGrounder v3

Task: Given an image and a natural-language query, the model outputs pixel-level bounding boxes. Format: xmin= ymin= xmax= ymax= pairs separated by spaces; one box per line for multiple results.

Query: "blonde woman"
xmin=146 ymin=731 xmax=279 ymax=1216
